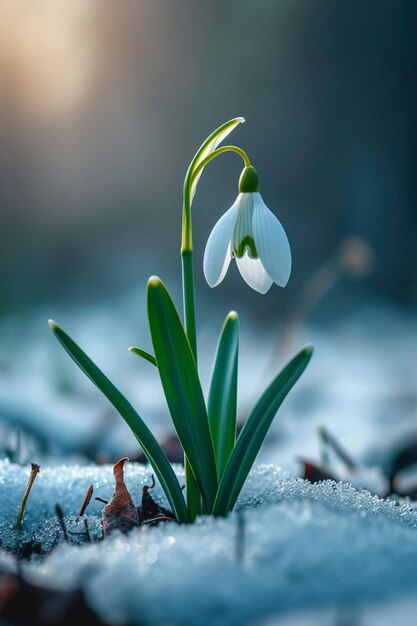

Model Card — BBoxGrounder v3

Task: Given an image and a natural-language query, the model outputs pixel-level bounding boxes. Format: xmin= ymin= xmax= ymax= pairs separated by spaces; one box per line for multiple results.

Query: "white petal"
xmin=203 ymin=200 xmax=239 ymax=287
xmin=252 ymin=193 xmax=291 ymax=287
xmin=236 ymin=253 xmax=273 ymax=294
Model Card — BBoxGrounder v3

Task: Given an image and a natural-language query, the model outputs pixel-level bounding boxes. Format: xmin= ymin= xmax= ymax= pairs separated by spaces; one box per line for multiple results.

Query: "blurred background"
xmin=0 ymin=1 xmax=416 ymax=478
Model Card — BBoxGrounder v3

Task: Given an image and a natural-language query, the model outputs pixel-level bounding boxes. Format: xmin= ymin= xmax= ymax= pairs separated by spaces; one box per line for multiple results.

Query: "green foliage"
xmin=49 ymin=118 xmax=313 ymax=523
xmin=49 ymin=308 xmax=312 ymax=520
xmin=208 ymin=312 xmax=239 ymax=478
xmin=212 ymin=345 xmax=313 ymax=516
xmin=147 ymin=277 xmax=218 ymax=513
xmin=48 ymin=320 xmax=189 ymax=523
xmin=128 ymin=346 xmax=157 ymax=367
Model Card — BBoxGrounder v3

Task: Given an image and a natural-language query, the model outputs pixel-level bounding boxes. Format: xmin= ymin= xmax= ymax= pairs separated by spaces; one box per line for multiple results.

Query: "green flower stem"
xmin=181 ymin=145 xmax=251 ymax=254
xmin=180 ymin=143 xmax=250 ymax=358
xmin=180 ymin=140 xmax=250 ymax=519
xmin=181 ymin=250 xmax=197 ymax=360
xmin=190 ymin=145 xmax=251 ymax=189
xmin=181 ymin=250 xmax=201 ymax=518
xmin=181 ymin=244 xmax=200 ymax=518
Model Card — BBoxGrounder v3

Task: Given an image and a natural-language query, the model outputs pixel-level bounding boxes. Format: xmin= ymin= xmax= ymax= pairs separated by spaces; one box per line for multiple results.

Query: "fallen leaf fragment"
xmin=300 ymin=459 xmax=336 ymax=483
xmin=102 ymin=458 xmax=139 ymax=535
xmin=138 ymin=478 xmax=177 ymax=526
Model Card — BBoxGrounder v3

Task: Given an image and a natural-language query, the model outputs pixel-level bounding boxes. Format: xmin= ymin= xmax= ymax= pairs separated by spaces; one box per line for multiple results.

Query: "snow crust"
xmin=2 ymin=460 xmax=417 ymax=626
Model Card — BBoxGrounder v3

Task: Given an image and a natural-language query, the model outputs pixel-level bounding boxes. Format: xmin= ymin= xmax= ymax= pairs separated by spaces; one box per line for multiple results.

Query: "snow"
xmin=2 ymin=460 xmax=417 ymax=625
xmin=2 ymin=293 xmax=417 ymax=623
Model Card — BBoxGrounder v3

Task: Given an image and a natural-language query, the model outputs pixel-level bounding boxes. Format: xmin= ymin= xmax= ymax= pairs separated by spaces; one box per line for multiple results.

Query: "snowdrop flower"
xmin=203 ymin=166 xmax=291 ymax=294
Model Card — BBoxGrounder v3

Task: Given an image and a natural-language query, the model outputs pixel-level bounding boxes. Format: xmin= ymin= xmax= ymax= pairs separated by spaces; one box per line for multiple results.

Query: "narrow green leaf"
xmin=147 ymin=277 xmax=218 ymax=513
xmin=48 ymin=320 xmax=189 ymax=523
xmin=185 ymin=458 xmax=201 ymax=521
xmin=318 ymin=425 xmax=358 ymax=471
xmin=185 ymin=117 xmax=245 ymax=208
xmin=212 ymin=345 xmax=313 ymax=516
xmin=128 ymin=346 xmax=157 ymax=367
xmin=208 ymin=312 xmax=239 ymax=478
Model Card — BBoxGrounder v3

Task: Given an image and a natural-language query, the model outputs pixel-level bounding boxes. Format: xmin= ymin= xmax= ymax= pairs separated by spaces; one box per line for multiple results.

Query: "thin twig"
xmin=78 ymin=484 xmax=94 ymax=517
xmin=84 ymin=517 xmax=91 ymax=543
xmin=55 ymin=504 xmax=69 ymax=543
xmin=15 ymin=463 xmax=40 ymax=530
xmin=141 ymin=515 xmax=177 ymax=526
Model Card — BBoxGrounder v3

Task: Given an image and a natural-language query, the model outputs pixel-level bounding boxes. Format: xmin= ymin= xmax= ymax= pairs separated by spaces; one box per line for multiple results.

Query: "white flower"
xmin=203 ymin=167 xmax=291 ymax=294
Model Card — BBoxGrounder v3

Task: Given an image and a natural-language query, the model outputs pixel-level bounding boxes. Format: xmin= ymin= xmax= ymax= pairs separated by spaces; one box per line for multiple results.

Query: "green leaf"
xmin=48 ymin=320 xmax=189 ymax=524
xmin=147 ymin=277 xmax=218 ymax=513
xmin=185 ymin=117 xmax=245 ymax=208
xmin=128 ymin=346 xmax=157 ymax=367
xmin=208 ymin=312 xmax=239 ymax=478
xmin=212 ymin=345 xmax=313 ymax=516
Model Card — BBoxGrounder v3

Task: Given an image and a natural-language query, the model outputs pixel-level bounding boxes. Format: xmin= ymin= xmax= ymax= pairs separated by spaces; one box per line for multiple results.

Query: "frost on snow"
xmin=2 ymin=460 xmax=417 ymax=626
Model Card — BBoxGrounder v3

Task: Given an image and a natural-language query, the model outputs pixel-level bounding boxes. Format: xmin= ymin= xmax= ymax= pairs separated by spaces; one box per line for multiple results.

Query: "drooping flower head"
xmin=203 ymin=166 xmax=291 ymax=294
